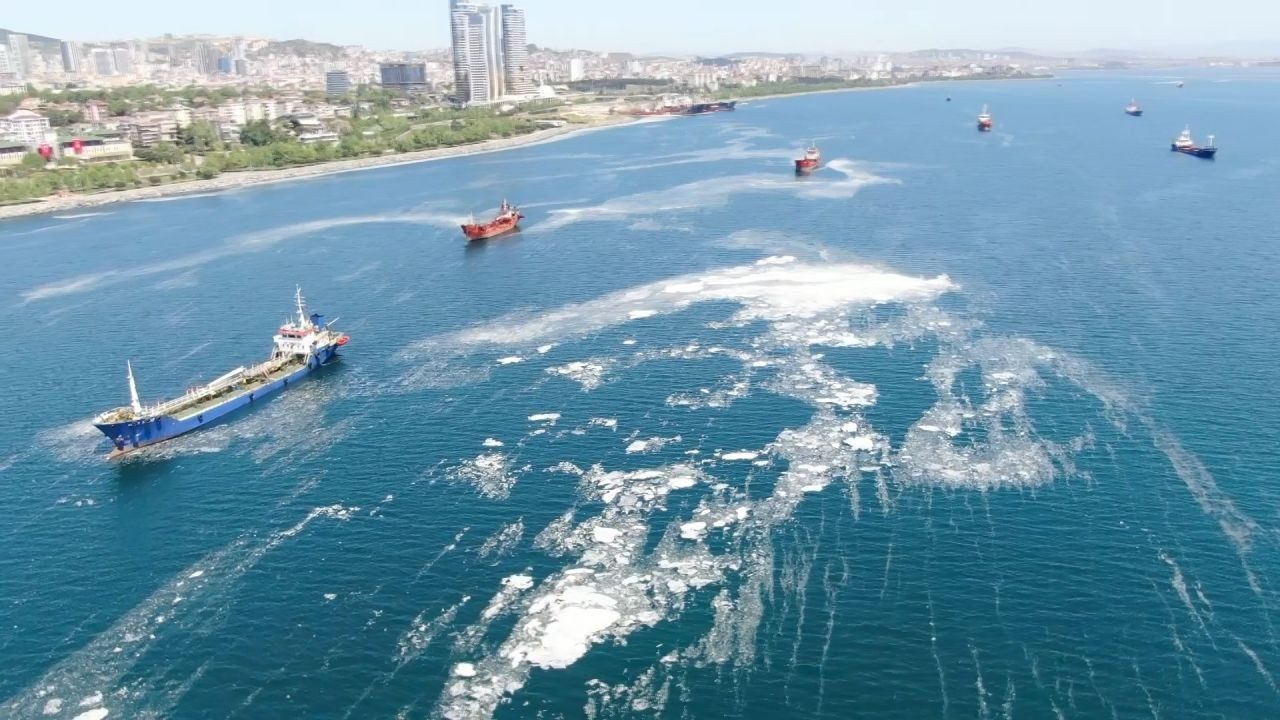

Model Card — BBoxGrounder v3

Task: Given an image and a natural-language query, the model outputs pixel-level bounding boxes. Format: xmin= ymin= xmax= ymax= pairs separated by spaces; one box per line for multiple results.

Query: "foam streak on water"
xmin=2 ymin=504 xmax=357 ymax=719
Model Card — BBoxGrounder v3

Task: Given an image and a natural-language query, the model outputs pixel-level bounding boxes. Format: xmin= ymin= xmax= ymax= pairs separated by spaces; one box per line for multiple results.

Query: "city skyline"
xmin=3 ymin=0 xmax=1279 ymax=56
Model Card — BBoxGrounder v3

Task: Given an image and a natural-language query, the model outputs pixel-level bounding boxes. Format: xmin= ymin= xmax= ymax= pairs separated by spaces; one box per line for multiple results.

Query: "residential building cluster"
xmin=0 ymin=91 xmax=364 ymax=168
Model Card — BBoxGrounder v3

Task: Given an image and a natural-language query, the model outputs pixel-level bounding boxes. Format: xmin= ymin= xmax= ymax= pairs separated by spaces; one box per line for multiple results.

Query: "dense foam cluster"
xmin=420 ymin=260 xmax=953 ymax=349
xmin=439 ymin=464 xmax=730 ymax=719
xmin=546 ymin=360 xmax=615 ymax=391
xmin=448 ymin=453 xmax=521 ymax=500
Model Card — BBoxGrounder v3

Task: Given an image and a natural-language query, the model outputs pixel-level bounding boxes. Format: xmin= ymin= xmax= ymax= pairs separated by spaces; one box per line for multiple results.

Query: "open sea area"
xmin=2 ymin=68 xmax=1279 ymax=719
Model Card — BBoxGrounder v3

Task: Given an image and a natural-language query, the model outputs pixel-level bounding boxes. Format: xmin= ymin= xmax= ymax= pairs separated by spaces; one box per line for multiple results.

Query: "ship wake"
xmin=21 ymin=211 xmax=465 ymax=303
xmin=532 ymin=160 xmax=897 ymax=233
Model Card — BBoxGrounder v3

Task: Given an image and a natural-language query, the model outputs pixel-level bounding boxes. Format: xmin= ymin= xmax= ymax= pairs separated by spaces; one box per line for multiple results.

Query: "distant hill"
xmin=0 ymin=28 xmax=62 ymax=53
xmin=906 ymin=48 xmax=1058 ymax=62
xmin=725 ymin=51 xmax=798 ymax=60
xmin=256 ymin=39 xmax=344 ymax=59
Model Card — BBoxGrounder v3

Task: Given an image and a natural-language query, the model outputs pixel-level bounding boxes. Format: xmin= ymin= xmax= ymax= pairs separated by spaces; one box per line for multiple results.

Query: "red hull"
xmin=977 ymin=119 xmax=993 ymax=131
xmin=462 ymin=209 xmax=523 ymax=241
xmin=795 ymin=158 xmax=820 ymax=173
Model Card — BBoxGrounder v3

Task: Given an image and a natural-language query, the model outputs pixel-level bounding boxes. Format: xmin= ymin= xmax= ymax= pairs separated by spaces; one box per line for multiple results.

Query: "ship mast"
xmin=127 ymin=360 xmax=142 ymax=414
xmin=294 ymin=285 xmax=308 ymax=327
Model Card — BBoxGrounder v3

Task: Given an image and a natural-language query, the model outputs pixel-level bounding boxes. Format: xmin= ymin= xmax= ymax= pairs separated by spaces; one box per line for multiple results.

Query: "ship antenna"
xmin=127 ymin=360 xmax=143 ymax=414
xmin=295 ymin=285 xmax=307 ymax=326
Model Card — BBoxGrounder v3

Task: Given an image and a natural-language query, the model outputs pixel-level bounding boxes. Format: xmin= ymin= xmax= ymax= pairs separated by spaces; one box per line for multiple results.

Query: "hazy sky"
xmin=5 ymin=0 xmax=1279 ymax=54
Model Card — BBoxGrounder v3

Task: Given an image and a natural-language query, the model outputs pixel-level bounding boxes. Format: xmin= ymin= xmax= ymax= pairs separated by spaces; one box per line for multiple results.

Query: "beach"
xmin=0 ymin=115 xmax=639 ymax=222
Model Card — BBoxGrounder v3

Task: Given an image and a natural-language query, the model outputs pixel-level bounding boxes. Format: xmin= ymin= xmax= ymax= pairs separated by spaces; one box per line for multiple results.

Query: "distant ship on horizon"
xmin=1125 ymin=99 xmax=1143 ymax=116
xmin=977 ymin=104 xmax=993 ymax=131
xmin=1171 ymin=125 xmax=1217 ymax=158
xmin=92 ymin=287 xmax=348 ymax=459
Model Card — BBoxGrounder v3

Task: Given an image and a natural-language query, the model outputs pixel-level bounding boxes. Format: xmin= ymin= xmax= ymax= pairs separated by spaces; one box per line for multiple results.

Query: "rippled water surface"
xmin=3 ymin=69 xmax=1279 ymax=719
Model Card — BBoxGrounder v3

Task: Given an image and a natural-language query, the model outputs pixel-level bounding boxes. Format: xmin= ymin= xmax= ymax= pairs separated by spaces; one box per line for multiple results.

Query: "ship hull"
xmin=94 ymin=345 xmax=341 ymax=458
xmin=795 ymin=160 xmax=820 ymax=174
xmin=1126 ymin=109 xmax=1143 ymax=116
xmin=1172 ymin=145 xmax=1216 ymax=158
xmin=683 ymin=101 xmax=736 ymax=115
xmin=463 ymin=223 xmax=519 ymax=241
xmin=977 ymin=122 xmax=993 ymax=132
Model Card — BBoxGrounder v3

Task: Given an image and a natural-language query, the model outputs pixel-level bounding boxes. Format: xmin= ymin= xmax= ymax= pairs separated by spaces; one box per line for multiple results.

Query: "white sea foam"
xmin=448 ymin=453 xmax=520 ymax=500
xmin=625 ymin=435 xmax=681 ymax=454
xmin=53 ymin=212 xmax=112 ymax=220
xmin=477 ymin=518 xmax=525 ymax=560
xmin=481 ymin=438 xmax=503 ymax=447
xmin=397 ymin=596 xmax=467 ymax=666
xmin=420 ymin=241 xmax=1260 ymax=716
xmin=3 ymin=505 xmax=356 ymax=719
xmin=527 ymin=412 xmax=561 ymax=424
xmin=437 ymin=464 xmax=725 ymax=718
xmin=410 ymin=260 xmax=952 ymax=351
xmin=23 ymin=211 xmax=463 ymax=303
xmin=545 ymin=360 xmax=614 ymax=391
xmin=496 ymin=356 xmax=524 ymax=365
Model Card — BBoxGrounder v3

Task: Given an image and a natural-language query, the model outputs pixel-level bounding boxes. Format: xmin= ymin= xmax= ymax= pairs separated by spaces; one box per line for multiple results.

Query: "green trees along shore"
xmin=0 ymin=85 xmax=548 ymax=206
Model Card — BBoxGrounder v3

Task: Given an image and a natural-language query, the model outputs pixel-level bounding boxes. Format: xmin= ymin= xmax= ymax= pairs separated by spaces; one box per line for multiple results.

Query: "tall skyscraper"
xmin=7 ymin=34 xmax=33 ymax=80
xmin=113 ymin=48 xmax=135 ymax=76
xmin=449 ymin=1 xmax=535 ymax=104
xmin=60 ymin=41 xmax=80 ymax=74
xmin=90 ymin=48 xmax=116 ymax=76
xmin=500 ymin=5 xmax=534 ymax=95
xmin=194 ymin=42 xmax=219 ymax=75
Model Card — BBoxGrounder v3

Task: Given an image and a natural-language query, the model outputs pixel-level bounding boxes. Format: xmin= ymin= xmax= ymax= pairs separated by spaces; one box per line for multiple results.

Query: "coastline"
xmin=0 ymin=75 xmax=1040 ymax=222
xmin=0 ymin=116 xmax=640 ymax=222
xmin=734 ymin=82 xmax=919 ymax=104
xmin=729 ymin=73 xmax=1052 ymax=104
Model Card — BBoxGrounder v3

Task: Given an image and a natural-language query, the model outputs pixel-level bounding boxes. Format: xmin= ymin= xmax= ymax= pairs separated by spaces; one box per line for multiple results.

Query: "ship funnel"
xmin=127 ymin=360 xmax=142 ymax=414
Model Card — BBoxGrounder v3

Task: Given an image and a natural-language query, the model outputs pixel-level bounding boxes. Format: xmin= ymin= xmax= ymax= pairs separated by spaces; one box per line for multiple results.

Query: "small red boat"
xmin=977 ymin=104 xmax=993 ymax=132
xmin=794 ymin=143 xmax=821 ymax=174
xmin=461 ymin=200 xmax=523 ymax=241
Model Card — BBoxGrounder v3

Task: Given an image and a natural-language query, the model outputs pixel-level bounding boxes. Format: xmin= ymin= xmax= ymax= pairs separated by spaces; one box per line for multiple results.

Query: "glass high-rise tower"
xmin=449 ymin=1 xmax=535 ymax=104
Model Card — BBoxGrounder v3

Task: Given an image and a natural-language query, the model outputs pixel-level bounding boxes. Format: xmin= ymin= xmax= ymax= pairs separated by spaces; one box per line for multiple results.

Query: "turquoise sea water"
xmin=2 ymin=69 xmax=1279 ymax=719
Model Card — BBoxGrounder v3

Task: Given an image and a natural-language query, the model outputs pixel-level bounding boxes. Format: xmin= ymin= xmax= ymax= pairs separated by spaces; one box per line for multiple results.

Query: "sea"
xmin=2 ymin=68 xmax=1279 ymax=719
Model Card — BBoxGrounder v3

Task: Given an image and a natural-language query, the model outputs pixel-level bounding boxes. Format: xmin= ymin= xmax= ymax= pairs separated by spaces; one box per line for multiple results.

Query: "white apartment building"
xmin=0 ymin=109 xmax=52 ymax=147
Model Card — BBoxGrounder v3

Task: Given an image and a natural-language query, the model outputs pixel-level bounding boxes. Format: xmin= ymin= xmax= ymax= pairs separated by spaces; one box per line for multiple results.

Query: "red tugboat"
xmin=461 ymin=200 xmax=524 ymax=241
xmin=977 ymin=104 xmax=993 ymax=132
xmin=794 ymin=143 xmax=821 ymax=174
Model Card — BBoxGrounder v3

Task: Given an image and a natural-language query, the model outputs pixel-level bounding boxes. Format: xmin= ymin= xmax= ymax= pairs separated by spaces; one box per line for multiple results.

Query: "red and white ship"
xmin=977 ymin=104 xmax=993 ymax=131
xmin=461 ymin=200 xmax=524 ymax=241
xmin=794 ymin=143 xmax=821 ymax=174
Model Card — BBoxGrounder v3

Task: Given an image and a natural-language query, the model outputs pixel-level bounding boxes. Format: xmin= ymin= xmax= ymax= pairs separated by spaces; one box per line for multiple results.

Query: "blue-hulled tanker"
xmin=92 ymin=287 xmax=349 ymax=458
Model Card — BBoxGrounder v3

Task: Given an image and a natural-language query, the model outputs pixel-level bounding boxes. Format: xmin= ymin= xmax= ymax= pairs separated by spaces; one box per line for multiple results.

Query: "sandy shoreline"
xmin=0 ymin=116 xmax=639 ymax=222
